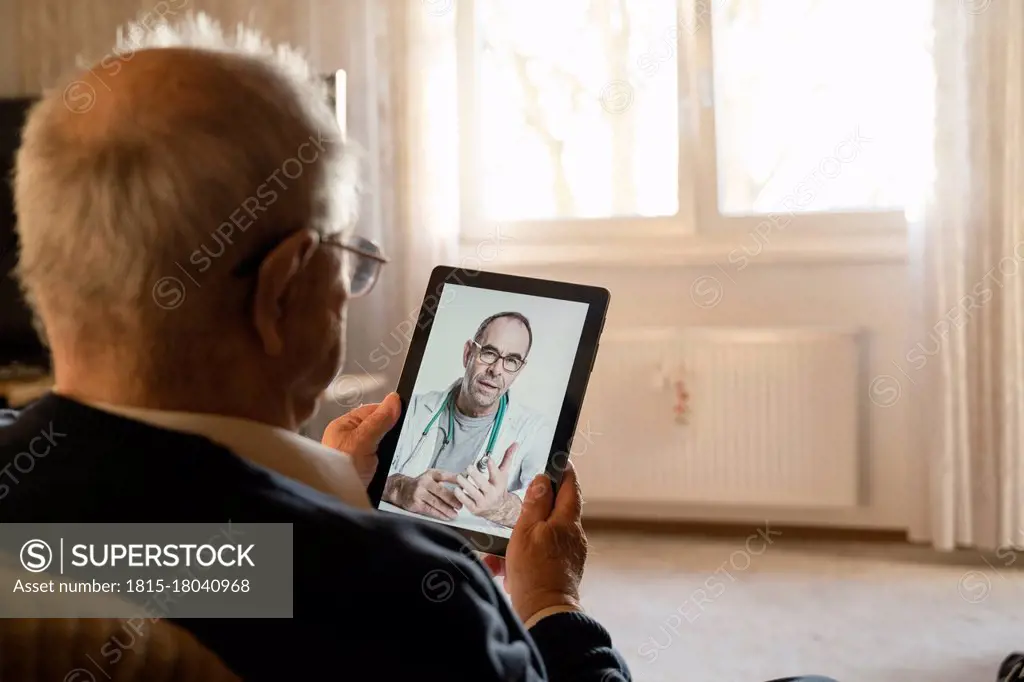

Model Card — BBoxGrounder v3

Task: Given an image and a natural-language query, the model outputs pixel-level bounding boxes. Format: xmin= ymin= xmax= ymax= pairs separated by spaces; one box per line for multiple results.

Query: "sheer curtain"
xmin=909 ymin=0 xmax=1024 ymax=551
xmin=308 ymin=0 xmax=459 ymax=438
xmin=388 ymin=0 xmax=461 ymax=317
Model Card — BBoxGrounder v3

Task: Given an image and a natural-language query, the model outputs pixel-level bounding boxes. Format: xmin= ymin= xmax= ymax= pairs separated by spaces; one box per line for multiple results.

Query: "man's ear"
xmin=462 ymin=341 xmax=473 ymax=368
xmin=252 ymin=229 xmax=320 ymax=356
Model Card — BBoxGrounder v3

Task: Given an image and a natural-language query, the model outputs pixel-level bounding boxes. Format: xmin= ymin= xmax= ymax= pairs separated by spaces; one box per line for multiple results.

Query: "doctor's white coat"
xmin=388 ymin=381 xmax=552 ymax=502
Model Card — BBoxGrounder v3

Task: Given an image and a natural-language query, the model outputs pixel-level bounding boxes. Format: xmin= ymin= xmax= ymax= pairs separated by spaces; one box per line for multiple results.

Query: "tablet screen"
xmin=377 ymin=283 xmax=590 ymax=539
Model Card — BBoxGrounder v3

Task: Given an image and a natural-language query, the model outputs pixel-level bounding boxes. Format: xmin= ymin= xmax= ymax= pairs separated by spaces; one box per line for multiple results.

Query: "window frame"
xmin=455 ymin=0 xmax=909 ymax=262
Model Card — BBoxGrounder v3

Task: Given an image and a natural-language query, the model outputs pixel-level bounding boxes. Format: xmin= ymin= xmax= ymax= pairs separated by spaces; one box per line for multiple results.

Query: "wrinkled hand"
xmin=501 ymin=461 xmax=587 ymax=625
xmin=454 ymin=442 xmax=521 ymax=527
xmin=321 ymin=392 xmax=401 ymax=487
xmin=383 ymin=469 xmax=463 ymax=520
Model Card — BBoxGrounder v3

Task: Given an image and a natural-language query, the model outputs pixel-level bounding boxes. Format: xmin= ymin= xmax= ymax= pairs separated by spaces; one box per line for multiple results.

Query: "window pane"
xmin=477 ymin=0 xmax=678 ymax=221
xmin=711 ymin=0 xmax=934 ymax=215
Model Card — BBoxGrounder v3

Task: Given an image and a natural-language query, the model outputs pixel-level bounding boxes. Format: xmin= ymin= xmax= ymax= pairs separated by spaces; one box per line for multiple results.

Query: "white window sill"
xmin=460 ymin=229 xmax=908 ymax=268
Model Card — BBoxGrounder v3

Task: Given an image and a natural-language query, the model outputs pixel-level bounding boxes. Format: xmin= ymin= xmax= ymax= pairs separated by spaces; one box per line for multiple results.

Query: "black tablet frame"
xmin=368 ymin=265 xmax=609 ymax=556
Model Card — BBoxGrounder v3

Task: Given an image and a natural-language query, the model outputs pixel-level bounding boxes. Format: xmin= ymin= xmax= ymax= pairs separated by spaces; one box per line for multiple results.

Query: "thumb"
xmin=353 ymin=392 xmax=401 ymax=444
xmin=516 ymin=473 xmax=554 ymax=528
xmin=550 ymin=460 xmax=583 ymax=523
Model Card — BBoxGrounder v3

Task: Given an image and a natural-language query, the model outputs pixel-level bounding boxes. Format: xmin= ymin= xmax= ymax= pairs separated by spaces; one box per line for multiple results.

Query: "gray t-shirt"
xmin=429 ymin=405 xmax=496 ymax=474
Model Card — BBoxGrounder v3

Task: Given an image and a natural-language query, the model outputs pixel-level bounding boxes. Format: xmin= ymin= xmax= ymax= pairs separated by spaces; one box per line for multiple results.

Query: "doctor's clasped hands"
xmin=454 ymin=441 xmax=522 ymax=527
xmin=383 ymin=468 xmax=462 ymax=520
xmin=381 ymin=440 xmax=523 ymax=527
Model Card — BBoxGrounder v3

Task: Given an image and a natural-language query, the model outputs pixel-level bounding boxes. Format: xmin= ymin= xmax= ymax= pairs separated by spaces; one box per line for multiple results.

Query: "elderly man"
xmin=383 ymin=311 xmax=550 ymax=529
xmin=0 ymin=14 xmax=630 ymax=682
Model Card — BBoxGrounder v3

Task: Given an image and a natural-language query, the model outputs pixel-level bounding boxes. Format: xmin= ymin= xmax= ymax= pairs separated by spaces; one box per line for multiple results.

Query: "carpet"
xmin=576 ymin=531 xmax=1024 ymax=682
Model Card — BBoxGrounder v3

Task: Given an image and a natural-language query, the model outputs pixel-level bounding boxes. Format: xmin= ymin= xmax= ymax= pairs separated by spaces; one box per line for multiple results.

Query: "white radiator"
xmin=574 ymin=327 xmax=863 ymax=508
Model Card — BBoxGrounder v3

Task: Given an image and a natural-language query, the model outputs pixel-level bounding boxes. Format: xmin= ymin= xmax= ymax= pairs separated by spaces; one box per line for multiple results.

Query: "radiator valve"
xmin=673 ymin=378 xmax=690 ymax=425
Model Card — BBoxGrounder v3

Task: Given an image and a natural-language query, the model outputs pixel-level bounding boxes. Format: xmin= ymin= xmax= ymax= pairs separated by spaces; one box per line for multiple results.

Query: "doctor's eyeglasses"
xmin=471 ymin=341 xmax=526 ymax=372
xmin=232 ymin=231 xmax=389 ymax=299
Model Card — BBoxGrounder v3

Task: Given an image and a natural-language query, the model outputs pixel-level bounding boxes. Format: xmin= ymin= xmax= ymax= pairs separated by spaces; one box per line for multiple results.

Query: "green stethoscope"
xmin=421 ymin=386 xmax=508 ymax=472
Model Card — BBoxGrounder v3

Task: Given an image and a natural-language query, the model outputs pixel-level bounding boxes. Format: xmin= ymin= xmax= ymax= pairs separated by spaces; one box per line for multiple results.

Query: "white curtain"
xmin=308 ymin=0 xmax=461 ymax=435
xmin=910 ymin=0 xmax=1024 ymax=551
xmin=389 ymin=0 xmax=461 ymax=317
xmin=314 ymin=0 xmax=458 ymax=419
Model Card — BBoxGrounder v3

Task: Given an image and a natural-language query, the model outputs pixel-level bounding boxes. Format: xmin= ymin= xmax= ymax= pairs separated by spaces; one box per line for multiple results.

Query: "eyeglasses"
xmin=232 ymin=231 xmax=389 ymax=299
xmin=318 ymin=233 xmax=389 ymax=298
xmin=471 ymin=340 xmax=526 ymax=372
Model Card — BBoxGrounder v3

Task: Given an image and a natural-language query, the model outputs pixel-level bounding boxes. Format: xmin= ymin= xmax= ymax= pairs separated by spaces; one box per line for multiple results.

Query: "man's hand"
xmin=454 ymin=442 xmax=521 ymax=527
xmin=383 ymin=470 xmax=463 ymax=520
xmin=321 ymin=392 xmax=401 ymax=487
xmin=502 ymin=461 xmax=587 ymax=626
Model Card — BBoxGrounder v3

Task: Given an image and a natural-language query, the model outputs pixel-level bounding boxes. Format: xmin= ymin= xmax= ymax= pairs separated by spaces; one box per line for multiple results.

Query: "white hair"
xmin=112 ymin=10 xmax=361 ymax=228
xmin=14 ymin=10 xmax=359 ymax=351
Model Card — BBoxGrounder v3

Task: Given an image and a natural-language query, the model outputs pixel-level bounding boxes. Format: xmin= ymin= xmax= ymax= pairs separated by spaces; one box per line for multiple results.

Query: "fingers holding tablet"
xmin=504 ymin=461 xmax=587 ymax=624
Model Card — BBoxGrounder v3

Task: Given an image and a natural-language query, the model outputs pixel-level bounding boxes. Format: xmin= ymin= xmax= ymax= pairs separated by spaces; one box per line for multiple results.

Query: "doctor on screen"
xmin=382 ymin=311 xmax=550 ymax=528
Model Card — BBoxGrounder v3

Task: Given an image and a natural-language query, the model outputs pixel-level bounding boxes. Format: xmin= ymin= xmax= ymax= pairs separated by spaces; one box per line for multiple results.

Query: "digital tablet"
xmin=368 ymin=266 xmax=609 ymax=556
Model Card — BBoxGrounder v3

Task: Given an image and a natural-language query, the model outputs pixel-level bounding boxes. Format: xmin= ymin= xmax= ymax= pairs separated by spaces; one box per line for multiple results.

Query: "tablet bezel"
xmin=368 ymin=265 xmax=609 ymax=556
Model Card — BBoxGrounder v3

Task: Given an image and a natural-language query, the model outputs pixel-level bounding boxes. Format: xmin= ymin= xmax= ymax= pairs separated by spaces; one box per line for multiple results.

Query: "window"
xmin=456 ymin=0 xmax=933 ymax=243
xmin=473 ymin=0 xmax=678 ymax=222
xmin=709 ymin=0 xmax=934 ymax=216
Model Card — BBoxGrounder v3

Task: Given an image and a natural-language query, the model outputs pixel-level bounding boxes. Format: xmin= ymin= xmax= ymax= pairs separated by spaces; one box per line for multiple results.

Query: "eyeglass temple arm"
xmin=346 ymin=245 xmax=390 ymax=263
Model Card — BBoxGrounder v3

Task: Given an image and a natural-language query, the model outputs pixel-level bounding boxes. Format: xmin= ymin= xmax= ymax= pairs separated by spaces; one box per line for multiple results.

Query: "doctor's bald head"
xmin=460 ymin=312 xmax=532 ymax=411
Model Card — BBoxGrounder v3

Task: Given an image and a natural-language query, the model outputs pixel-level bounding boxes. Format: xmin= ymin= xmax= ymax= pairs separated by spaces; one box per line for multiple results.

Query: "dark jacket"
xmin=0 ymin=395 xmax=631 ymax=681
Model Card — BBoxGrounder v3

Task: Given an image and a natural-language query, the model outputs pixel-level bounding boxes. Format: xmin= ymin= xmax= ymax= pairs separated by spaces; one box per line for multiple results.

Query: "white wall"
xmin=0 ymin=0 xmax=349 ymax=96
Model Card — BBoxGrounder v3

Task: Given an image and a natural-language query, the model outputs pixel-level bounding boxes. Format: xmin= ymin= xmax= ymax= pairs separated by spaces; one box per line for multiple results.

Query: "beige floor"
xmin=576 ymin=530 xmax=1024 ymax=682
